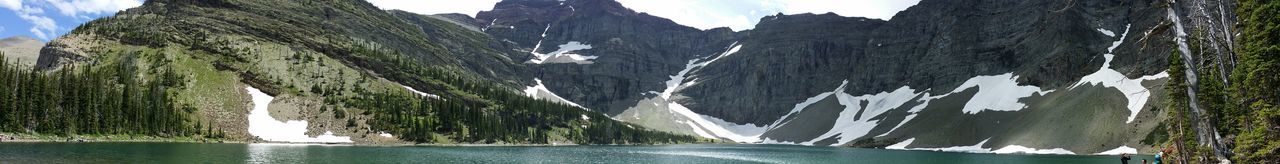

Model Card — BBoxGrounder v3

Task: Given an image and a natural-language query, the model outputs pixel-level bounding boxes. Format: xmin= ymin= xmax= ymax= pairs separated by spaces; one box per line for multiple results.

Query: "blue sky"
xmin=1 ymin=0 xmax=921 ymax=41
xmin=1 ymin=0 xmax=143 ymax=41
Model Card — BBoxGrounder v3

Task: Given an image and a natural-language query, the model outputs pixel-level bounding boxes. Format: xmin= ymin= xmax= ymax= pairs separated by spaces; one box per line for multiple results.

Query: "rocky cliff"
xmin=31 ymin=0 xmax=1202 ymax=153
xmin=466 ymin=0 xmax=1185 ymax=154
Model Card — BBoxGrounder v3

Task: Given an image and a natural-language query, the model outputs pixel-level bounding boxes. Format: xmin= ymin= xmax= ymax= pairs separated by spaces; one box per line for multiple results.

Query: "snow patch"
xmin=951 ymin=73 xmax=1053 ymax=114
xmin=1095 ymin=146 xmax=1138 ymax=155
xmin=378 ymin=132 xmax=394 ymax=138
xmin=527 ymin=41 xmax=598 ymax=64
xmin=769 ymin=81 xmax=851 ymax=127
xmin=667 ymin=101 xmax=767 ymax=142
xmin=245 ymin=86 xmax=353 ymax=143
xmin=683 ymin=121 xmax=715 ymax=138
xmin=992 ymin=145 xmax=1077 ymax=155
xmin=913 ymin=139 xmax=993 ymax=153
xmin=1097 ymin=28 xmax=1116 ymax=37
xmin=1071 ymin=24 xmax=1169 ymax=123
xmin=801 ymin=84 xmax=922 ymax=145
xmin=660 ymin=43 xmax=742 ymax=99
xmin=522 ymin=23 xmax=597 ymax=64
xmin=581 ymin=114 xmax=590 ymax=121
xmin=879 ymin=92 xmax=946 ymax=137
xmin=885 ymin=138 xmax=915 ymax=149
xmin=889 ymin=138 xmax=1076 ymax=155
xmin=523 ymin=78 xmax=587 ymax=109
xmin=641 ymin=42 xmax=766 ymax=142
xmin=400 ymin=85 xmax=440 ymax=99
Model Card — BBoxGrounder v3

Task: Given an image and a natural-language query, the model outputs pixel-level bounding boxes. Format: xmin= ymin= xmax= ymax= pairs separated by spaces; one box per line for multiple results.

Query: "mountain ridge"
xmin=18 ymin=0 xmax=1217 ymax=155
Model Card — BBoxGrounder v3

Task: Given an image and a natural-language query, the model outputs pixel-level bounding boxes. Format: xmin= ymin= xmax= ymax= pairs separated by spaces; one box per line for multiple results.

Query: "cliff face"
xmin=30 ymin=0 xmax=1204 ymax=153
xmin=463 ymin=0 xmax=1183 ymax=153
xmin=476 ymin=0 xmax=738 ymax=114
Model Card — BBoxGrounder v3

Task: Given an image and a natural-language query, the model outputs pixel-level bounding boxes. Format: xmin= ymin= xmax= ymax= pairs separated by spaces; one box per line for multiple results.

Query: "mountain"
xmin=18 ymin=0 xmax=697 ymax=144
xmin=15 ymin=0 xmax=1266 ymax=158
xmin=0 ymin=36 xmax=44 ymax=67
xmin=476 ymin=0 xmax=737 ymax=113
xmin=458 ymin=0 xmax=1179 ymax=154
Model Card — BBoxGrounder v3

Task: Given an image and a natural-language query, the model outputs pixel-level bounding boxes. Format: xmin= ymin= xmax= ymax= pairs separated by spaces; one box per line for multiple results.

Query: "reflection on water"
xmin=1 ymin=143 xmax=1156 ymax=164
xmin=247 ymin=144 xmax=307 ymax=163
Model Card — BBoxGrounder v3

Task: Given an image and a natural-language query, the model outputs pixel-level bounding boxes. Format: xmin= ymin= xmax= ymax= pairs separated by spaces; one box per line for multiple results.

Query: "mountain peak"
xmin=0 ymin=36 xmax=41 ymax=44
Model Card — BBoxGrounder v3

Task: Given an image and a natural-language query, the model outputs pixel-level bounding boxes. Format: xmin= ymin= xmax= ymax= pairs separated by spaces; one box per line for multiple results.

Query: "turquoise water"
xmin=0 ymin=143 xmax=1154 ymax=163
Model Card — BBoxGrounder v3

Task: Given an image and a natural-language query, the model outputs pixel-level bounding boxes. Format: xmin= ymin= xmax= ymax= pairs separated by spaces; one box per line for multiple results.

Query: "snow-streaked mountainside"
xmin=28 ymin=0 xmax=1188 ymax=154
xmin=473 ymin=0 xmax=1179 ymax=154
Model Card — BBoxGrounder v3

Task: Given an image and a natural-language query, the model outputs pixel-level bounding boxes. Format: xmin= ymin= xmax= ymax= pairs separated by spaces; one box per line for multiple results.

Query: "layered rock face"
xmin=469 ymin=0 xmax=1182 ymax=153
xmin=476 ymin=0 xmax=737 ymax=114
xmin=29 ymin=0 xmax=1190 ymax=153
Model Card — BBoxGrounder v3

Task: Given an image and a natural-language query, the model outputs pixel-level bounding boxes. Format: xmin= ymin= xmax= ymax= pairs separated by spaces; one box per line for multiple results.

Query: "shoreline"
xmin=0 ymin=135 xmax=1152 ymax=157
xmin=0 ymin=133 xmax=245 ymax=144
xmin=0 ymin=133 xmax=720 ymax=147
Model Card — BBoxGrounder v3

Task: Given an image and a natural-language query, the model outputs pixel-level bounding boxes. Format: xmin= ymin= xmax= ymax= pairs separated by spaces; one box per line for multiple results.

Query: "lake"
xmin=0 ymin=143 xmax=1153 ymax=163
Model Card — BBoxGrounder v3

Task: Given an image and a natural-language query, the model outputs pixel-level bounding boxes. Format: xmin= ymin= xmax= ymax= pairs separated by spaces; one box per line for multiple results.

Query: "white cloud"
xmin=42 ymin=0 xmax=142 ymax=17
xmin=0 ymin=26 xmax=6 ymax=33
xmin=364 ymin=0 xmax=500 ymax=17
xmin=619 ymin=0 xmax=920 ymax=31
xmin=368 ymin=0 xmax=920 ymax=31
xmin=1 ymin=0 xmax=141 ymax=40
xmin=765 ymin=0 xmax=920 ymax=20
xmin=616 ymin=0 xmax=776 ymax=31
xmin=0 ymin=0 xmax=20 ymax=10
xmin=12 ymin=5 xmax=57 ymax=40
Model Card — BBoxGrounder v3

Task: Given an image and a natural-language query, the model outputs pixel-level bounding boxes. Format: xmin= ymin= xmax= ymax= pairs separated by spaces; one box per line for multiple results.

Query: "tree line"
xmin=335 ymin=41 xmax=703 ymax=144
xmin=0 ymin=51 xmax=217 ymax=138
xmin=1163 ymin=0 xmax=1280 ymax=162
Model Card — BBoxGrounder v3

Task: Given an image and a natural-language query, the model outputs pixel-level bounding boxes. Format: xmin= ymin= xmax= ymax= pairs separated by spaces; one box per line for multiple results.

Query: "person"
xmin=1154 ymin=149 xmax=1163 ymax=164
xmin=1121 ymin=153 xmax=1132 ymax=164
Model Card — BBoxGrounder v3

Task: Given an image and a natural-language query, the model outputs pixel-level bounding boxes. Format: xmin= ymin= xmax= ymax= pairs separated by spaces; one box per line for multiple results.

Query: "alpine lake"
xmin=0 ymin=143 xmax=1156 ymax=163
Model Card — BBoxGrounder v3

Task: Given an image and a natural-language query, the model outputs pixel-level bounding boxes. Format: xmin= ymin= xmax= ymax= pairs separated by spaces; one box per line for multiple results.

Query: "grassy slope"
xmin=39 ymin=0 xmax=695 ymax=144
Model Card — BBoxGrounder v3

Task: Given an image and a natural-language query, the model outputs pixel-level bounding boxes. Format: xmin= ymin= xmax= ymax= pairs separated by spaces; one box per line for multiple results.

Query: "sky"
xmin=0 ymin=0 xmax=143 ymax=41
xmin=0 ymin=0 xmax=921 ymax=41
xmin=369 ymin=0 xmax=921 ymax=31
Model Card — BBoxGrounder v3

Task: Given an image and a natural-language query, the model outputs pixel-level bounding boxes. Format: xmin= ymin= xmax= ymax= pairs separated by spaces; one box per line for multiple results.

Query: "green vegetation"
xmin=1163 ymin=1 xmax=1280 ymax=162
xmin=1229 ymin=0 xmax=1280 ymax=162
xmin=9 ymin=0 xmax=702 ymax=145
xmin=336 ymin=41 xmax=700 ymax=144
xmin=0 ymin=51 xmax=222 ymax=139
xmin=1164 ymin=50 xmax=1212 ymax=162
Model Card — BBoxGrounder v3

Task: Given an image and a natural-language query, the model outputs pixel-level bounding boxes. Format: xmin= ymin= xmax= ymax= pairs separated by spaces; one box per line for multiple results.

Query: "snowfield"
xmin=523 ymin=78 xmax=588 ymax=109
xmin=245 ymin=86 xmax=352 ymax=143
xmin=527 ymin=41 xmax=598 ymax=64
xmin=1097 ymin=28 xmax=1116 ymax=37
xmin=952 ymin=73 xmax=1053 ymax=114
xmin=636 ymin=42 xmax=769 ymax=143
xmin=611 ymin=27 xmax=1164 ymax=152
xmin=1072 ymin=24 xmax=1169 ymax=123
xmin=887 ymin=138 xmax=1076 ymax=155
xmin=771 ymin=80 xmax=924 ymax=146
xmin=1095 ymin=146 xmax=1138 ymax=155
xmin=523 ymin=23 xmax=598 ymax=64
xmin=400 ymin=84 xmax=440 ymax=99
xmin=913 ymin=139 xmax=994 ymax=153
xmin=992 ymin=145 xmax=1076 ymax=155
